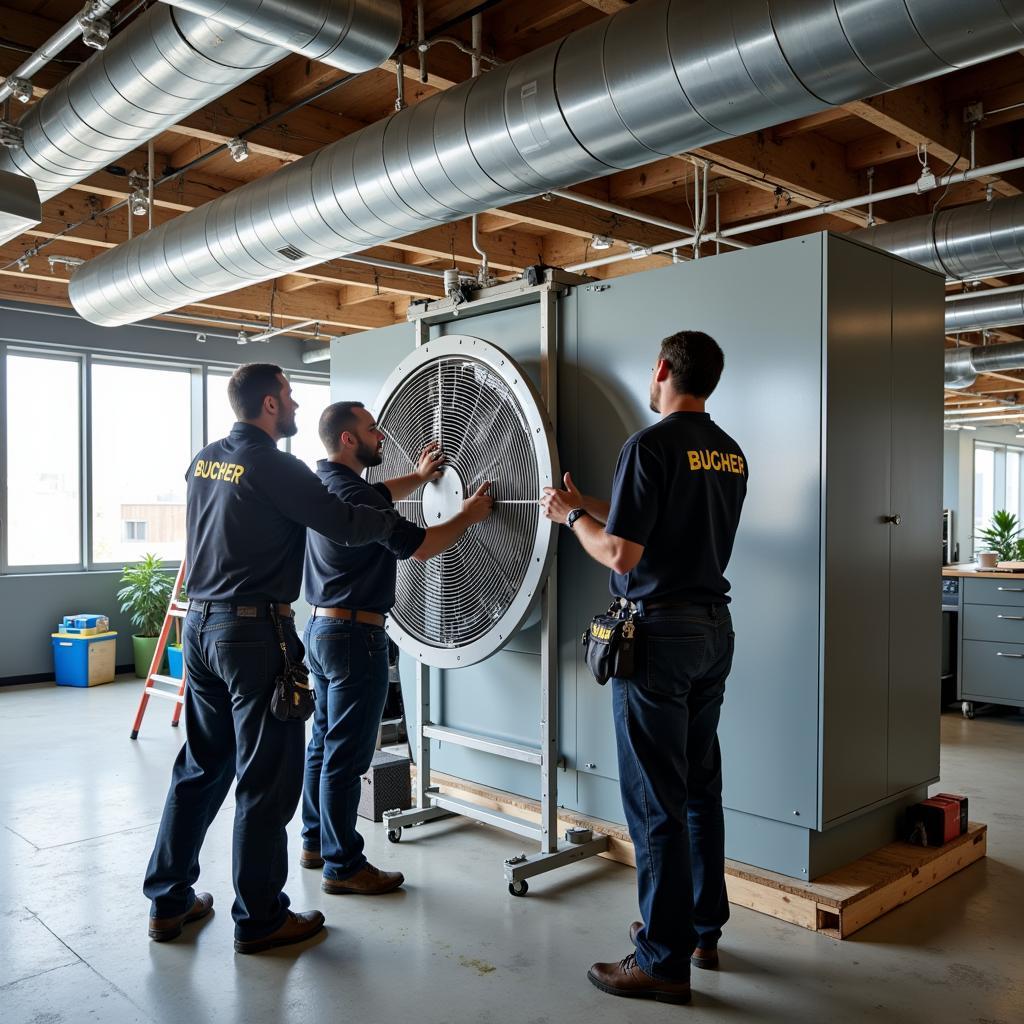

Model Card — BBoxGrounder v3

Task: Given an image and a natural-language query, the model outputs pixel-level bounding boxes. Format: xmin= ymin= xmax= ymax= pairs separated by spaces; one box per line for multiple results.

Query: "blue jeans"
xmin=301 ymin=618 xmax=390 ymax=879
xmin=612 ymin=605 xmax=734 ymax=982
xmin=143 ymin=608 xmax=306 ymax=941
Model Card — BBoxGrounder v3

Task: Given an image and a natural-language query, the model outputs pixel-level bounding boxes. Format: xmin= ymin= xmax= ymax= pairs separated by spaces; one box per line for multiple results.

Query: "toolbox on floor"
xmin=51 ymin=631 xmax=118 ymax=687
xmin=358 ymin=750 xmax=411 ymax=822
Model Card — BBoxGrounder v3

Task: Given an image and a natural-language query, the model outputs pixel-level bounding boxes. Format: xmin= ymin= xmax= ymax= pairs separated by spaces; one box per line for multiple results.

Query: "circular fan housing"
xmin=367 ymin=335 xmax=559 ymax=668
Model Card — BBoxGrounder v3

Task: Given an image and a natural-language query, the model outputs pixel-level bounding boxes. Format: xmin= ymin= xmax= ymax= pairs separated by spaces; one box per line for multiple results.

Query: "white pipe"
xmin=471 ymin=13 xmax=482 ymax=80
xmin=551 ymin=189 xmax=694 ymax=235
xmin=947 ymin=284 xmax=1024 ymax=303
xmin=249 ymin=318 xmax=318 ymax=343
xmin=568 ymin=154 xmax=1024 ymax=275
xmin=342 ymin=255 xmax=448 ymax=278
xmin=0 ymin=0 xmax=117 ymax=105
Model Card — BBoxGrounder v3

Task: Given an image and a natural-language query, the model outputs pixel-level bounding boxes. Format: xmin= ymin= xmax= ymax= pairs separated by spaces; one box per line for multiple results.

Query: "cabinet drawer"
xmin=964 ymin=577 xmax=1024 ymax=607
xmin=963 ymin=604 xmax=1024 ymax=642
xmin=961 ymin=640 xmax=1024 ymax=702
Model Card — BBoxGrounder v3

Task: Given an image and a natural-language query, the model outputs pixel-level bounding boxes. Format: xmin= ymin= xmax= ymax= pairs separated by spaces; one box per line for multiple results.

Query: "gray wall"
xmin=0 ymin=299 xmax=326 ymax=682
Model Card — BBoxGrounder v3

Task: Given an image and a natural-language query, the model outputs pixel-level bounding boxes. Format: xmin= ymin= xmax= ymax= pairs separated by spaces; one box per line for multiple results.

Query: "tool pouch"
xmin=268 ymin=606 xmax=315 ymax=722
xmin=582 ymin=599 xmax=638 ymax=685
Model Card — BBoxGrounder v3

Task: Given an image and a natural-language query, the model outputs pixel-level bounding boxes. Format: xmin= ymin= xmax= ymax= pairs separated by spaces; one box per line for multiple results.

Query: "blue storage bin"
xmin=51 ymin=631 xmax=118 ymax=687
xmin=167 ymin=644 xmax=184 ymax=679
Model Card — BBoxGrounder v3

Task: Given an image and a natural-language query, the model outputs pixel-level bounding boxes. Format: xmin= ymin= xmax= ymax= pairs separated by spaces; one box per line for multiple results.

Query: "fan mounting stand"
xmin=381 ymin=270 xmax=609 ymax=894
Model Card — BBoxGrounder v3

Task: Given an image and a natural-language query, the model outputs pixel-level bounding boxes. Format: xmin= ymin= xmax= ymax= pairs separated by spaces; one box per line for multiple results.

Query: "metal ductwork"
xmin=163 ymin=0 xmax=401 ymax=72
xmin=0 ymin=0 xmax=401 ymax=246
xmin=945 ymin=341 xmax=1024 ymax=389
xmin=856 ymin=194 xmax=1024 ymax=282
xmin=69 ymin=0 xmax=1024 ymax=326
xmin=946 ymin=288 xmax=1024 ymax=336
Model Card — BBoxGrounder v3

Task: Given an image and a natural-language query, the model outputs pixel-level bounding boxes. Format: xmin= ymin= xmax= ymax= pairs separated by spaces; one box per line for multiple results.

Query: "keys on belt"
xmin=311 ymin=606 xmax=386 ymax=627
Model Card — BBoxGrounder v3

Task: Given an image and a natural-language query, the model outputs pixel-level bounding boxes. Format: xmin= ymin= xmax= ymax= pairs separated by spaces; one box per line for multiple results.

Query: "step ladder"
xmin=129 ymin=561 xmax=189 ymax=739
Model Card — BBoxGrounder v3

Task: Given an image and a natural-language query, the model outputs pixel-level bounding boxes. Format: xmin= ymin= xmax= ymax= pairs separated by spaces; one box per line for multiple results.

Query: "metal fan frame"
xmin=372 ymin=334 xmax=559 ymax=669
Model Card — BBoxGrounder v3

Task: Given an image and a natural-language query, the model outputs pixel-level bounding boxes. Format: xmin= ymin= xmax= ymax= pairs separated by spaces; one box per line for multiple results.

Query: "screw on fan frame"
xmin=367 ymin=335 xmax=559 ymax=669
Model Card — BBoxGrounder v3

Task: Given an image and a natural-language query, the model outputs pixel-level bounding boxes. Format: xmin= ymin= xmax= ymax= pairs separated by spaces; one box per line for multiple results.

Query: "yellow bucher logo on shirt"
xmin=194 ymin=459 xmax=245 ymax=484
xmin=687 ymin=450 xmax=745 ymax=475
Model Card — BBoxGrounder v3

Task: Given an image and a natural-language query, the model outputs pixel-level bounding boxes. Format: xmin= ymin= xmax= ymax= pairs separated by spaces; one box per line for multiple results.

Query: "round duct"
xmin=367 ymin=335 xmax=558 ymax=668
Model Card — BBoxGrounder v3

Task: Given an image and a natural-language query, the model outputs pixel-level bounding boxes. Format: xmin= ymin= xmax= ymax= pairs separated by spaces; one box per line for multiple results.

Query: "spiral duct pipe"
xmin=945 ymin=340 xmax=1024 ymax=390
xmin=856 ymin=194 xmax=1024 ymax=282
xmin=945 ymin=288 xmax=1024 ymax=337
xmin=69 ymin=0 xmax=1024 ymax=326
xmin=0 ymin=0 xmax=401 ymax=245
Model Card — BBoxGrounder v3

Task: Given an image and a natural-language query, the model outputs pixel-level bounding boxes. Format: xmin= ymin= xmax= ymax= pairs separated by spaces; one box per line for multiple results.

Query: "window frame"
xmin=972 ymin=439 xmax=1024 ymax=558
xmin=0 ymin=340 xmax=326 ymax=577
xmin=1 ymin=344 xmax=86 ymax=574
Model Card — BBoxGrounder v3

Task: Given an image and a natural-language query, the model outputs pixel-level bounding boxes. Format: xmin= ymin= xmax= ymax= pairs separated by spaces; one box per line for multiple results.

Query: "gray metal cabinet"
xmin=959 ymin=577 xmax=1024 ymax=712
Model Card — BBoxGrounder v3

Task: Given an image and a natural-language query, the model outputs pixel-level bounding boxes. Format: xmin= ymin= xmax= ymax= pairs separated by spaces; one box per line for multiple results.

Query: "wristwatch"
xmin=566 ymin=507 xmax=587 ymax=529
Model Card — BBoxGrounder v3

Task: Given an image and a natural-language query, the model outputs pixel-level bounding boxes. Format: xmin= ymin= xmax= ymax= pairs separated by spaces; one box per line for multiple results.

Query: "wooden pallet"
xmin=423 ymin=771 xmax=987 ymax=939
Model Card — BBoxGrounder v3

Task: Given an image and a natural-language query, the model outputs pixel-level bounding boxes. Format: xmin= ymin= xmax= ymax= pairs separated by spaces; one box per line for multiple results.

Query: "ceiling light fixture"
xmin=227 ymin=137 xmax=249 ymax=162
xmin=16 ymin=256 xmax=30 ymax=272
xmin=590 ymin=234 xmax=613 ymax=250
xmin=129 ymin=188 xmax=149 ymax=217
xmin=195 ymin=332 xmax=207 ymax=344
xmin=236 ymin=332 xmax=249 ymax=345
xmin=47 ymin=254 xmax=85 ymax=271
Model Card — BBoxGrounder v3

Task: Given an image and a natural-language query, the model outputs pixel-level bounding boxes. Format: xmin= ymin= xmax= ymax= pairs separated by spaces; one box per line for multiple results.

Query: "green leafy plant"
xmin=117 ymin=553 xmax=175 ymax=638
xmin=975 ymin=509 xmax=1024 ymax=562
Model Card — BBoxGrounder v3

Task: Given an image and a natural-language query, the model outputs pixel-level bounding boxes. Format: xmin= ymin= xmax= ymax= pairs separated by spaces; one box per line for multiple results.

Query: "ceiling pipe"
xmin=69 ymin=0 xmax=1024 ymax=326
xmin=0 ymin=0 xmax=401 ymax=245
xmin=946 ymin=288 xmax=1024 ymax=335
xmin=161 ymin=0 xmax=401 ymax=73
xmin=945 ymin=341 xmax=1024 ymax=389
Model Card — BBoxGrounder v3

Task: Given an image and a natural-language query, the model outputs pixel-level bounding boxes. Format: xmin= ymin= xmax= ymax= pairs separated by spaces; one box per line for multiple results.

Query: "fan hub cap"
xmin=423 ymin=469 xmax=465 ymax=523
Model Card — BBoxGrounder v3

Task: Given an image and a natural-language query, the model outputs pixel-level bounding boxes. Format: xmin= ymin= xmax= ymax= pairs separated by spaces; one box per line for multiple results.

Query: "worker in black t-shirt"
xmin=144 ymin=364 xmax=400 ymax=956
xmin=299 ymin=401 xmax=493 ymax=894
xmin=541 ymin=331 xmax=747 ymax=1006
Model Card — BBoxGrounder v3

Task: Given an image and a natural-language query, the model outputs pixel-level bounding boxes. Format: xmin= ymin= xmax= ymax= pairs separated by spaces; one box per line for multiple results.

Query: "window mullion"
xmin=83 ymin=351 xmax=93 ymax=570
xmin=0 ymin=342 xmax=8 ymax=575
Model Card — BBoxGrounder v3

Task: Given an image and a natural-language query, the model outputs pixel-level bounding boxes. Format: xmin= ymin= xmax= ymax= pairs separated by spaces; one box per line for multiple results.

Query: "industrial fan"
xmin=367 ymin=335 xmax=559 ymax=668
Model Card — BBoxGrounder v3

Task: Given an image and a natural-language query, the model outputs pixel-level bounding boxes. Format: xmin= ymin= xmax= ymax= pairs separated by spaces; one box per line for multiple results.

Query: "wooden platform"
xmin=423 ymin=771 xmax=987 ymax=939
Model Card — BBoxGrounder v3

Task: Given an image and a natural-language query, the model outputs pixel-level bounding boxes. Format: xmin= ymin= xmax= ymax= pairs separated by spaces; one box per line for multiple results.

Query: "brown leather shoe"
xmin=299 ymin=848 xmax=325 ymax=870
xmin=233 ymin=910 xmax=326 ymax=954
xmin=629 ymin=920 xmax=719 ymax=970
xmin=322 ymin=862 xmax=404 ymax=895
xmin=148 ymin=892 xmax=214 ymax=942
xmin=587 ymin=952 xmax=691 ymax=1005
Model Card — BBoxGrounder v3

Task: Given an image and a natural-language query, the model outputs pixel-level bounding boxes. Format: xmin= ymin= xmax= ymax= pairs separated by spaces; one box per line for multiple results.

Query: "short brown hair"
xmin=659 ymin=331 xmax=724 ymax=398
xmin=227 ymin=363 xmax=284 ymax=420
xmin=319 ymin=401 xmax=365 ymax=453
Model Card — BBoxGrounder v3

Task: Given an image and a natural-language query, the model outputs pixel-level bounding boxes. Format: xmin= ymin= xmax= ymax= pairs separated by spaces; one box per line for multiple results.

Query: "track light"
xmin=236 ymin=332 xmax=248 ymax=345
xmin=227 ymin=137 xmax=249 ymax=162
xmin=129 ymin=188 xmax=149 ymax=217
xmin=195 ymin=333 xmax=207 ymax=344
xmin=6 ymin=76 xmax=31 ymax=104
xmin=591 ymin=234 xmax=613 ymax=250
xmin=47 ymin=254 xmax=85 ymax=272
xmin=16 ymin=256 xmax=30 ymax=273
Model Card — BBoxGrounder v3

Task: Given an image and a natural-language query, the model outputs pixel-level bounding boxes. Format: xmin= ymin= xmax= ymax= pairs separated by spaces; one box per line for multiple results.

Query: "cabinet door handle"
xmin=883 ymin=513 xmax=902 ymax=526
xmin=996 ymin=651 xmax=1024 ymax=658
xmin=997 ymin=614 xmax=1024 ymax=621
xmin=997 ymin=587 xmax=1024 ymax=592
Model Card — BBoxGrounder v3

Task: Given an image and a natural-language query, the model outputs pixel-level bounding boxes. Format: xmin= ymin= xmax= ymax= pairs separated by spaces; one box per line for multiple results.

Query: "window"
xmin=205 ymin=371 xmax=236 ymax=445
xmin=973 ymin=441 xmax=1024 ymax=556
xmin=974 ymin=444 xmax=997 ymax=543
xmin=91 ymin=363 xmax=191 ymax=564
xmin=123 ymin=520 xmax=148 ymax=541
xmin=286 ymin=378 xmax=331 ymax=469
xmin=4 ymin=353 xmax=81 ymax=567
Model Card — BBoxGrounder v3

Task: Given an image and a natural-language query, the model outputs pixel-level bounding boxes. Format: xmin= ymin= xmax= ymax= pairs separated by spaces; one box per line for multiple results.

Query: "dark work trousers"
xmin=612 ymin=605 xmax=735 ymax=982
xmin=143 ymin=608 xmax=306 ymax=941
xmin=301 ymin=618 xmax=390 ymax=880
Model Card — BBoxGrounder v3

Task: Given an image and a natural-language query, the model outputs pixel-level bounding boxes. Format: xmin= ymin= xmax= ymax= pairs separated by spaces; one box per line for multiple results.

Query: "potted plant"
xmin=117 ymin=553 xmax=175 ymax=677
xmin=975 ymin=509 xmax=1024 ymax=564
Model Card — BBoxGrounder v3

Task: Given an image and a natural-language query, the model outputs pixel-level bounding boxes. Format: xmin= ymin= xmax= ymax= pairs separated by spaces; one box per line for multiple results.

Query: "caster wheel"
xmin=508 ymin=880 xmax=529 ymax=897
xmin=387 ymin=827 xmax=402 ymax=844
xmin=962 ymin=702 xmax=975 ymax=720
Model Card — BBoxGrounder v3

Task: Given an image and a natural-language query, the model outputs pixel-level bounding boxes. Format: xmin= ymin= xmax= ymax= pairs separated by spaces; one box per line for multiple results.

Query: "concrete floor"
xmin=1 ymin=679 xmax=1021 ymax=1024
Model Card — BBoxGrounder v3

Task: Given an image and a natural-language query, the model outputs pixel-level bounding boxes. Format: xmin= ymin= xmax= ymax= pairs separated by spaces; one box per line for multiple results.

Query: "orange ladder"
xmin=129 ymin=561 xmax=189 ymax=739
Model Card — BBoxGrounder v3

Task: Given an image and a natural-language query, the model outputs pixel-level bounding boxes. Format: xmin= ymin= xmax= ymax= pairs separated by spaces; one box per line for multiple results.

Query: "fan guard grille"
xmin=367 ymin=336 xmax=557 ymax=668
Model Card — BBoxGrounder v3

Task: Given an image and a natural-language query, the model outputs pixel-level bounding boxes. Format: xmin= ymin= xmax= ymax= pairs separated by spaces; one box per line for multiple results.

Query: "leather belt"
xmin=311 ymin=605 xmax=386 ymax=627
xmin=189 ymin=601 xmax=293 ymax=618
xmin=643 ymin=600 xmax=725 ymax=613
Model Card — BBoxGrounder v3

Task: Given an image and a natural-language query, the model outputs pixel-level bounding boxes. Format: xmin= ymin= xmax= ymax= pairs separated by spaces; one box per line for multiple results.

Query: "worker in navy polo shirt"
xmin=144 ymin=364 xmax=401 ymax=956
xmin=300 ymin=400 xmax=493 ymax=894
xmin=541 ymin=331 xmax=747 ymax=1006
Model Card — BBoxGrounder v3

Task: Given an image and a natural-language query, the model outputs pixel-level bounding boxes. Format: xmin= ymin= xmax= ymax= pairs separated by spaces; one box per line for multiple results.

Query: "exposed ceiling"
xmin=1 ymin=0 xmax=1023 ymax=418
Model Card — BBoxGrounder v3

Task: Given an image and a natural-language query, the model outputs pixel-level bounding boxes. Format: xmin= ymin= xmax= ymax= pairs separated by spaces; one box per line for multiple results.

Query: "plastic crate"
xmin=51 ymin=631 xmax=117 ymax=687
xmin=167 ymin=644 xmax=184 ymax=679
